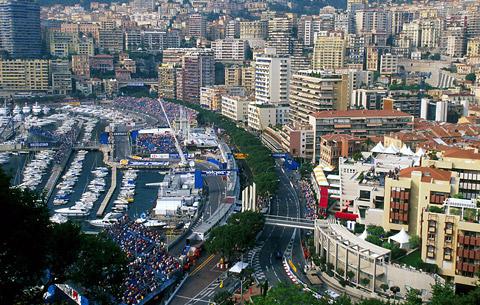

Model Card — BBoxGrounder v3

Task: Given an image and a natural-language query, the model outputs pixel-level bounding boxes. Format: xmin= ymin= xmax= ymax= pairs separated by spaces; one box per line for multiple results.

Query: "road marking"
xmin=190 ymin=254 xmax=215 ymax=276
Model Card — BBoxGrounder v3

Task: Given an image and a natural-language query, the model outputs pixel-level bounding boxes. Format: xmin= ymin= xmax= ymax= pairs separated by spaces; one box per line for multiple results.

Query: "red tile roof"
xmin=399 ymin=167 xmax=452 ymax=182
xmin=443 ymin=148 xmax=480 ymax=160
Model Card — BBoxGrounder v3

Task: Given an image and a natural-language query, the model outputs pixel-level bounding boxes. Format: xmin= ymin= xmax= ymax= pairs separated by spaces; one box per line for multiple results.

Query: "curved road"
xmin=251 ymin=160 xmax=308 ymax=285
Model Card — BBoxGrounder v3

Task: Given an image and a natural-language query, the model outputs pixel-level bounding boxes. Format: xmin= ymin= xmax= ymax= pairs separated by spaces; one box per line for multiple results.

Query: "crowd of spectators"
xmin=300 ymin=180 xmax=319 ymax=220
xmin=106 ymin=218 xmax=181 ymax=305
xmin=135 ymin=133 xmax=178 ymax=155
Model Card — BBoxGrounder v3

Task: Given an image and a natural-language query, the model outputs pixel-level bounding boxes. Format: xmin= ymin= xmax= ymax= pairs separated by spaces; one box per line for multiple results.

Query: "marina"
xmin=1 ymin=97 xmax=239 ymax=305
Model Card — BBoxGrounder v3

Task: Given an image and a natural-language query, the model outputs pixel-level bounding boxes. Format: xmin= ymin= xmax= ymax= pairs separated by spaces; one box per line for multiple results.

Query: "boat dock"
xmin=96 ymin=165 xmax=117 ymax=216
xmin=43 ymin=148 xmax=74 ymax=201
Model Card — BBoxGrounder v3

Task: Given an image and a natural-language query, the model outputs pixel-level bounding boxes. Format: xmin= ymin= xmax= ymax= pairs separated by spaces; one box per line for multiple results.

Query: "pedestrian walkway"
xmin=97 ymin=166 xmax=117 ymax=216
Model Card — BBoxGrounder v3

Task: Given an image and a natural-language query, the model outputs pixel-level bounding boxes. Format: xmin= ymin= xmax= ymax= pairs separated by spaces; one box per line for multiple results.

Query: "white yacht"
xmin=135 ymin=216 xmax=167 ymax=228
xmin=0 ymin=101 xmax=9 ymax=116
xmin=55 ymin=206 xmax=90 ymax=217
xmin=32 ymin=102 xmax=42 ymax=116
xmin=12 ymin=104 xmax=21 ymax=115
xmin=22 ymin=102 xmax=31 ymax=114
xmin=89 ymin=212 xmax=122 ymax=227
xmin=50 ymin=213 xmax=68 ymax=224
xmin=42 ymin=105 xmax=50 ymax=115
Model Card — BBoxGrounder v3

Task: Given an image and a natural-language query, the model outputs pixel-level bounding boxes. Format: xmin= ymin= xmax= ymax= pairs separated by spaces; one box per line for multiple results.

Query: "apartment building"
xmin=379 ymin=53 xmax=398 ymax=75
xmin=254 ymin=53 xmax=291 ymax=104
xmin=221 ymin=95 xmax=252 ymax=122
xmin=351 ymin=88 xmax=388 ymax=110
xmin=383 ymin=167 xmax=459 ymax=236
xmin=467 ymin=38 xmax=480 ymax=57
xmin=319 ymin=134 xmax=363 ymax=169
xmin=0 ymin=59 xmax=49 ymax=95
xmin=281 ymin=124 xmax=315 ymax=160
xmin=308 ymin=110 xmax=414 ymax=161
xmin=71 ymin=55 xmax=90 ymax=78
xmin=313 ymin=32 xmax=347 ymax=70
xmin=200 ymin=86 xmax=224 ymax=111
xmin=224 ymin=65 xmax=243 ymax=87
xmin=422 ymin=197 xmax=480 ymax=286
xmin=240 ymin=20 xmax=268 ymax=40
xmin=177 ymin=50 xmax=215 ymax=104
xmin=187 ymin=14 xmax=206 ymax=38
xmin=49 ymin=31 xmax=94 ymax=57
xmin=289 ymin=70 xmax=349 ymax=125
xmin=423 ymin=149 xmax=480 ymax=200
xmin=158 ymin=63 xmax=178 ymax=99
xmin=98 ymin=28 xmax=124 ymax=53
xmin=242 ymin=64 xmax=255 ymax=94
xmin=90 ymin=54 xmax=114 ymax=72
xmin=248 ymin=103 xmax=289 ymax=131
xmin=338 ymin=153 xmax=418 ymax=225
xmin=50 ymin=60 xmax=72 ymax=95
xmin=211 ymin=39 xmax=248 ymax=62
xmin=0 ymin=0 xmax=42 ymax=58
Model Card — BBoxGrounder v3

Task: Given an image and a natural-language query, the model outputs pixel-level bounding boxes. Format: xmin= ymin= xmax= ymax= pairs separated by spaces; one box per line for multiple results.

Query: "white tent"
xmin=229 ymin=261 xmax=249 ymax=274
xmin=384 ymin=144 xmax=399 ymax=154
xmin=359 ymin=229 xmax=368 ymax=240
xmin=388 ymin=228 xmax=411 ymax=249
xmin=415 ymin=148 xmax=425 ymax=157
xmin=371 ymin=142 xmax=385 ymax=153
xmin=400 ymin=144 xmax=414 ymax=156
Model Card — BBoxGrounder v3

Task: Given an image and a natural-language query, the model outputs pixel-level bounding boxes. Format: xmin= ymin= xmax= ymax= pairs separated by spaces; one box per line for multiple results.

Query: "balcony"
xmin=428 ymin=226 xmax=436 ymax=233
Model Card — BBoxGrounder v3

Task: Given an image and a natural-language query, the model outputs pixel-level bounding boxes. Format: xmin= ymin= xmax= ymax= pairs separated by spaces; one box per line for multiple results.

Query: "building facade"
xmin=289 ymin=70 xmax=348 ymax=125
xmin=0 ymin=0 xmax=41 ymax=58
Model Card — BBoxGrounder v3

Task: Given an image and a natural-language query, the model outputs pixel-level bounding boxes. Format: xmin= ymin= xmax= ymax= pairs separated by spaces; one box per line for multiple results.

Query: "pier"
xmin=43 ymin=148 xmax=74 ymax=201
xmin=96 ymin=165 xmax=117 ymax=217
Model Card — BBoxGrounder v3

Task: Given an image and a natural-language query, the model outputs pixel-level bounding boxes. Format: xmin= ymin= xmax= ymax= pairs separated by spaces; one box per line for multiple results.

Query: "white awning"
xmin=388 ymin=228 xmax=410 ymax=248
xmin=384 ymin=144 xmax=399 ymax=154
xmin=415 ymin=148 xmax=425 ymax=157
xmin=359 ymin=229 xmax=368 ymax=240
xmin=400 ymin=144 xmax=414 ymax=156
xmin=313 ymin=164 xmax=329 ymax=187
xmin=229 ymin=261 xmax=249 ymax=274
xmin=371 ymin=142 xmax=385 ymax=153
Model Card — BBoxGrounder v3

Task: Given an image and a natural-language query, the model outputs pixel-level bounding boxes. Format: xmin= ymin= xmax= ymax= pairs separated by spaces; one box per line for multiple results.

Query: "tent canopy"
xmin=371 ymin=142 xmax=385 ymax=153
xmin=313 ymin=164 xmax=329 ymax=187
xmin=388 ymin=228 xmax=411 ymax=248
xmin=400 ymin=144 xmax=414 ymax=156
xmin=229 ymin=261 xmax=249 ymax=274
xmin=359 ymin=229 xmax=368 ymax=240
xmin=415 ymin=148 xmax=425 ymax=157
xmin=384 ymin=144 xmax=399 ymax=154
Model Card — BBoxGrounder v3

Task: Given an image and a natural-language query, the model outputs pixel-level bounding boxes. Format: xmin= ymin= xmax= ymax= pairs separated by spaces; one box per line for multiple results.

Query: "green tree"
xmin=0 ymin=176 xmax=51 ymax=304
xmin=0 ymin=168 xmax=127 ymax=304
xmin=366 ymin=235 xmax=383 ymax=246
xmin=430 ymin=282 xmax=456 ymax=305
xmin=48 ymin=222 xmax=83 ymax=282
xmin=352 ymin=151 xmax=363 ymax=161
xmin=405 ymin=288 xmax=422 ymax=305
xmin=254 ymin=283 xmax=324 ymax=305
xmin=206 ymin=212 xmax=264 ymax=261
xmin=466 ymin=73 xmax=476 ymax=82
xmin=68 ymin=233 xmax=127 ymax=303
xmin=409 ymin=235 xmax=420 ymax=249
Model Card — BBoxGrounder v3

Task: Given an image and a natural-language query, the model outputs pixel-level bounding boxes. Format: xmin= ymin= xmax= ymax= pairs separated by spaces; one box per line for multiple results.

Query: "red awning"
xmin=334 ymin=212 xmax=358 ymax=221
xmin=319 ymin=186 xmax=328 ymax=209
